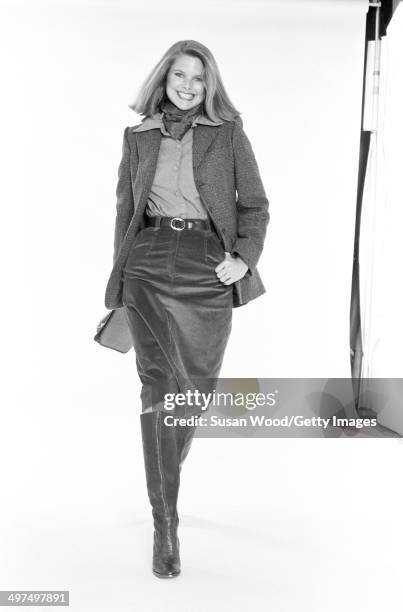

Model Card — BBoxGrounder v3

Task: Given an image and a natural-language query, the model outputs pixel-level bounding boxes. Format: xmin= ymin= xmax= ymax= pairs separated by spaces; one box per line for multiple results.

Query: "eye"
xmin=174 ymin=72 xmax=183 ymax=77
xmin=194 ymin=77 xmax=203 ymax=82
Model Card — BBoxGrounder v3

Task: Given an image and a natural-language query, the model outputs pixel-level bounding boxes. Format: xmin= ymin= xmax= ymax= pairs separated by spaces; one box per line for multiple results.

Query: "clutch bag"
xmin=93 ymin=308 xmax=133 ymax=353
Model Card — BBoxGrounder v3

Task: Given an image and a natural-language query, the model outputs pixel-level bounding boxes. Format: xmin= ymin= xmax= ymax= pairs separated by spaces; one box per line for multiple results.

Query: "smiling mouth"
xmin=177 ymin=91 xmax=195 ymax=100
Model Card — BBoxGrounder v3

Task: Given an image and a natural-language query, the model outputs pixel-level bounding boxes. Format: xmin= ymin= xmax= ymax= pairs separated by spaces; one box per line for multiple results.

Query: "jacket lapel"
xmin=192 ymin=124 xmax=219 ymax=173
xmin=135 ymin=129 xmax=162 ymax=191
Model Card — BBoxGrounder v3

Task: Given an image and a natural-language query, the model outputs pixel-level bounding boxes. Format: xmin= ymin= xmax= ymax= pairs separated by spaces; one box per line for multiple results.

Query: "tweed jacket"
xmin=104 ymin=113 xmax=270 ymax=310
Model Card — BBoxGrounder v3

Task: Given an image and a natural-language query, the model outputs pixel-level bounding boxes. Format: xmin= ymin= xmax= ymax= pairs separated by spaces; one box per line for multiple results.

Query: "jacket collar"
xmin=131 ymin=111 xmax=223 ymax=134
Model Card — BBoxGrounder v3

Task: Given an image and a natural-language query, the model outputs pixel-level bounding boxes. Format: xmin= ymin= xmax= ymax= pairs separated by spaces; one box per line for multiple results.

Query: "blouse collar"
xmin=131 ymin=111 xmax=223 ymax=134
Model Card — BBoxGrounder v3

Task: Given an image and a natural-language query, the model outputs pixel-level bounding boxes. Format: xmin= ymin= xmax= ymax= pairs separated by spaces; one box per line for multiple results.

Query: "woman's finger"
xmin=218 ymin=271 xmax=232 ymax=282
xmin=215 ymin=261 xmax=228 ymax=273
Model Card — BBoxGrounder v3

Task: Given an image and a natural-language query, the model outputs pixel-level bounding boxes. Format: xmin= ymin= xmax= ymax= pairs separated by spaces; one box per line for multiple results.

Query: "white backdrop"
xmin=2 ymin=2 xmax=403 ymax=611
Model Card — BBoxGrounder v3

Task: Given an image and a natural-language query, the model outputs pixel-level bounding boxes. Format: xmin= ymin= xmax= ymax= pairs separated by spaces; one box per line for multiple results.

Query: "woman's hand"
xmin=215 ymin=252 xmax=248 ymax=285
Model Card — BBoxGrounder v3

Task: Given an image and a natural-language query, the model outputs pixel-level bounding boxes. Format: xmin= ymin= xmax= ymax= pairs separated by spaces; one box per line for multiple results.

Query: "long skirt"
xmin=122 ymin=221 xmax=233 ymax=417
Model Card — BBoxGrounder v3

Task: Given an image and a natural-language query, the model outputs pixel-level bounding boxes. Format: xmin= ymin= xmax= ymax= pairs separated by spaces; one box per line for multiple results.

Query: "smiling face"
xmin=165 ymin=53 xmax=206 ymax=110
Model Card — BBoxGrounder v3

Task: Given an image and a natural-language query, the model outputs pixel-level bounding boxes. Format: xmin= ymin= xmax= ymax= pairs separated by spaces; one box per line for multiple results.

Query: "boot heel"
xmin=152 ymin=569 xmax=181 ymax=579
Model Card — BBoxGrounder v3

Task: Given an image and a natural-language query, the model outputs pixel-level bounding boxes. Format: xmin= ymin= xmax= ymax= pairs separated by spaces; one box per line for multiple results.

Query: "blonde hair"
xmin=129 ymin=40 xmax=241 ymax=122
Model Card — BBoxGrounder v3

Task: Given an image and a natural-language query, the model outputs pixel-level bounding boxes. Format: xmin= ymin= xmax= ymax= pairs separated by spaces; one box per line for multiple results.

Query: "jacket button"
xmin=222 ymin=228 xmax=226 ymax=234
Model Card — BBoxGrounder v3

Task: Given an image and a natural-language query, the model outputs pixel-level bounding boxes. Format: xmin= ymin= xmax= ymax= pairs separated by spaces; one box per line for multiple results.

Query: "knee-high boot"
xmin=140 ymin=410 xmax=182 ymax=578
xmin=140 ymin=408 xmax=199 ymax=578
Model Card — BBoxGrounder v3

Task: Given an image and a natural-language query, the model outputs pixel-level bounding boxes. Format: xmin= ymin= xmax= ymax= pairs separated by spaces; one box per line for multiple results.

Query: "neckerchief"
xmin=160 ymin=97 xmax=204 ymax=141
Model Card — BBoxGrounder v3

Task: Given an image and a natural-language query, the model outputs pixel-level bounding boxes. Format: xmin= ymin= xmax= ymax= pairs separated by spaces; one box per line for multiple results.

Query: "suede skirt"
xmin=122 ymin=221 xmax=233 ymax=416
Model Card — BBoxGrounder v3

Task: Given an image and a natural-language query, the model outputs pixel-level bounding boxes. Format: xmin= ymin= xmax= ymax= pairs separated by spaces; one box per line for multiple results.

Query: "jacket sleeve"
xmin=112 ymin=126 xmax=136 ymax=265
xmin=230 ymin=118 xmax=270 ymax=275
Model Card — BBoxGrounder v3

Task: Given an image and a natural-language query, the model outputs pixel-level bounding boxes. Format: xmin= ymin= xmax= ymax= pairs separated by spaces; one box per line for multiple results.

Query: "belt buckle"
xmin=170 ymin=217 xmax=186 ymax=231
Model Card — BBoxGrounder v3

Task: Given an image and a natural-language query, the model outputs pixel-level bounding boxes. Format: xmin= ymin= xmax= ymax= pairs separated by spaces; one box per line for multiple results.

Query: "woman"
xmin=104 ymin=40 xmax=269 ymax=578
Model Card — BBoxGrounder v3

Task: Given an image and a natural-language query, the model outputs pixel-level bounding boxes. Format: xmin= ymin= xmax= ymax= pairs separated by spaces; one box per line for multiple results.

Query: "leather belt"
xmin=145 ymin=216 xmax=213 ymax=232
